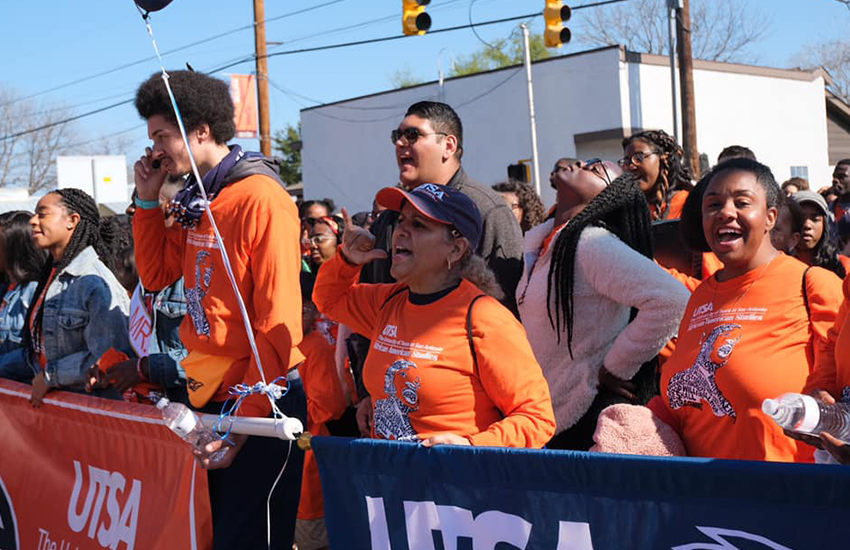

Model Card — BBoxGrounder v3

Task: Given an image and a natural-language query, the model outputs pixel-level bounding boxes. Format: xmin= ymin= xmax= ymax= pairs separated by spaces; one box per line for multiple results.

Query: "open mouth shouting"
xmin=393 ymin=244 xmax=412 ymax=262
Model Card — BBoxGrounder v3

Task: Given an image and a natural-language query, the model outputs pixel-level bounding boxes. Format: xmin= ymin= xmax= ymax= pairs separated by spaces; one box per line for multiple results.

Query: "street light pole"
xmin=667 ymin=0 xmax=681 ymax=141
xmin=520 ymin=24 xmax=542 ymax=196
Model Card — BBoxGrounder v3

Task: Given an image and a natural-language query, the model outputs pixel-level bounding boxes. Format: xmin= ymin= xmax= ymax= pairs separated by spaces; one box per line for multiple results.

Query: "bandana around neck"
xmin=169 ymin=144 xmax=244 ymax=228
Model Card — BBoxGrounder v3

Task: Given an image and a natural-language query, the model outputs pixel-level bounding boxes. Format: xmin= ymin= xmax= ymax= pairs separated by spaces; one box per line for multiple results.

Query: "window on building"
xmin=790 ymin=166 xmax=809 ymax=180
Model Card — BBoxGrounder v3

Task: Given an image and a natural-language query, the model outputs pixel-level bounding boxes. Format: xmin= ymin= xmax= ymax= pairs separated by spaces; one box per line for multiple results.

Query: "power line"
xmin=0 ymin=99 xmax=135 ymax=143
xmin=1 ymin=1 xmax=631 ymax=143
xmin=0 ymin=0 xmax=350 ymax=109
xmin=209 ymin=12 xmax=543 ymax=74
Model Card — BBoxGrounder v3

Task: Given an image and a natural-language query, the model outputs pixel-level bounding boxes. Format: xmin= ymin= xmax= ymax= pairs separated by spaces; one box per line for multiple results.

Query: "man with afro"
xmin=132 ymin=70 xmax=305 ymax=549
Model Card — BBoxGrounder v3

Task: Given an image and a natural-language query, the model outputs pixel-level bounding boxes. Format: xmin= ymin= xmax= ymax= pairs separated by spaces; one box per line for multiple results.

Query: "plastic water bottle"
xmin=762 ymin=393 xmax=850 ymax=443
xmin=156 ymin=398 xmax=229 ymax=461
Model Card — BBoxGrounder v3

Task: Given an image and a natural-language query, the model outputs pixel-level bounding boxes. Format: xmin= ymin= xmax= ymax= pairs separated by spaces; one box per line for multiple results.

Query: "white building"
xmin=301 ymin=45 xmax=837 ymax=211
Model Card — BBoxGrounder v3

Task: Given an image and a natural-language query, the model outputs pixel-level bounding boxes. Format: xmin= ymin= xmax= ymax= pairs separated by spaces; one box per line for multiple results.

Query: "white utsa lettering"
xmin=67 ymin=461 xmax=141 ymax=550
xmin=365 ymin=497 xmax=594 ymax=550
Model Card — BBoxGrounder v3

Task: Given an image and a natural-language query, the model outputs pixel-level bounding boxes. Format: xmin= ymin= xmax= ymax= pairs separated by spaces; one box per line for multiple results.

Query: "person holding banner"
xmin=26 ymin=188 xmax=132 ymax=406
xmin=314 ymin=183 xmax=556 ymax=448
xmin=133 ymin=70 xmax=305 ymax=550
xmin=657 ymin=158 xmax=842 ymax=462
xmin=517 ymin=161 xmax=690 ymax=450
xmin=97 ymin=178 xmax=190 ymax=404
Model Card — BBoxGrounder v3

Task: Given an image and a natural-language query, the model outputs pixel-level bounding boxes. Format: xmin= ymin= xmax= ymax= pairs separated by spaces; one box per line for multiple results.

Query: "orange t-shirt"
xmin=313 ymin=252 xmax=556 ymax=448
xmin=660 ymin=254 xmax=841 ymax=462
xmin=805 ymin=273 xmax=850 ymax=402
xmin=133 ymin=174 xmax=305 ymax=417
xmin=650 ymin=189 xmax=689 ymax=221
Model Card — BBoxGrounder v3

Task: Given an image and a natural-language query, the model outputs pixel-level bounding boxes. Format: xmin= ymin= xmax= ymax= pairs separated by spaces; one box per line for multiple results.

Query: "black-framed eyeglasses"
xmin=391 ymin=127 xmax=447 ymax=145
xmin=618 ymin=151 xmax=659 ymax=168
xmin=583 ymin=158 xmax=612 ymax=186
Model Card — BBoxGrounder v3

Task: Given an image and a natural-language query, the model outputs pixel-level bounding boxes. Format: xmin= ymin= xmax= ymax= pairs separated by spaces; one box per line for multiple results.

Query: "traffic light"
xmin=508 ymin=162 xmax=531 ymax=183
xmin=544 ymin=1 xmax=571 ymax=48
xmin=403 ymin=0 xmax=431 ymax=36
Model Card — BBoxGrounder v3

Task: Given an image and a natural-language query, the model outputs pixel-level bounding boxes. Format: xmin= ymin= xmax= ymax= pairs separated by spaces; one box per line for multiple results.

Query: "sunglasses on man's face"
xmin=391 ymin=127 xmax=447 ymax=145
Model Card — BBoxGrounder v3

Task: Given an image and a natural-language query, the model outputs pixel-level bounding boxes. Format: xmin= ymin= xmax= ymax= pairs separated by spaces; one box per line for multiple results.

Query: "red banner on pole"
xmin=231 ymin=74 xmax=259 ymax=139
xmin=0 ymin=379 xmax=212 ymax=550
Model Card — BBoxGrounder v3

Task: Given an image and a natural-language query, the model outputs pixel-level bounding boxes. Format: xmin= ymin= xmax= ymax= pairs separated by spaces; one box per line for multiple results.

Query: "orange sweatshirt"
xmin=133 ymin=174 xmax=304 ymax=417
xmin=297 ymin=320 xmax=350 ymax=521
xmin=805 ymin=273 xmax=850 ymax=402
xmin=313 ymin=252 xmax=556 ymax=448
xmin=660 ymin=254 xmax=841 ymax=462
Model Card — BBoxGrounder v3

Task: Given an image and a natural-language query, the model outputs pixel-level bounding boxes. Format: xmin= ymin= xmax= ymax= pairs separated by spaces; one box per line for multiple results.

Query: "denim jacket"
xmin=141 ymin=279 xmax=189 ymax=401
xmin=0 ymin=281 xmax=38 ymax=354
xmin=40 ymin=246 xmax=131 ymax=388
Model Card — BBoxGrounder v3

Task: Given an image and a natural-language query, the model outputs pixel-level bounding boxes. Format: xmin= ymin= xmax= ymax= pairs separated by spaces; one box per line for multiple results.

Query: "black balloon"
xmin=134 ymin=0 xmax=174 ymax=12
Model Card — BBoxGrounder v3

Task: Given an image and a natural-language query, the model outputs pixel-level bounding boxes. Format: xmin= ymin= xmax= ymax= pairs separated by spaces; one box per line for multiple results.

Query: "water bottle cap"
xmin=155 ymin=397 xmax=170 ymax=410
xmin=762 ymin=398 xmax=779 ymax=417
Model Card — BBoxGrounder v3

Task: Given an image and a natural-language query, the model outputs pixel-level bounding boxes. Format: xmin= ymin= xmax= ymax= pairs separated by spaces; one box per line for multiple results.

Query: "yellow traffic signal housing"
xmin=403 ymin=0 xmax=431 ymax=36
xmin=544 ymin=1 xmax=571 ymax=48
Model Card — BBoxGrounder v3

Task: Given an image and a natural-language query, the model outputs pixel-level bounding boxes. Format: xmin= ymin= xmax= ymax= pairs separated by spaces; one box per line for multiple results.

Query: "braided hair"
xmin=546 ymin=172 xmax=653 ymax=357
xmin=623 ymin=130 xmax=692 ymax=219
xmin=26 ymin=189 xmax=117 ymax=351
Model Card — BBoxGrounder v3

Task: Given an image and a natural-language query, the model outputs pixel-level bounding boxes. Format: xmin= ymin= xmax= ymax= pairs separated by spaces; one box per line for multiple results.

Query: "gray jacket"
xmin=445 ymin=167 xmax=524 ymax=314
xmin=40 ymin=246 xmax=131 ymax=388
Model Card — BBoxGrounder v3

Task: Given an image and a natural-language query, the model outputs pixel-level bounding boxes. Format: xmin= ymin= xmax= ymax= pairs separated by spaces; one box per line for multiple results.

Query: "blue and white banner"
xmin=312 ymin=437 xmax=850 ymax=549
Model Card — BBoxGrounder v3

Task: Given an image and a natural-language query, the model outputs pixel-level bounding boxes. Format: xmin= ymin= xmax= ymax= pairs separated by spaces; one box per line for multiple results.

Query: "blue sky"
xmin=0 ymin=0 xmax=846 ymax=161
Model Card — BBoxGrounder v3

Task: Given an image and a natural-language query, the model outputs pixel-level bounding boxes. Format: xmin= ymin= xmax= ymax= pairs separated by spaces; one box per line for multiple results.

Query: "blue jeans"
xmin=200 ymin=376 xmax=306 ymax=550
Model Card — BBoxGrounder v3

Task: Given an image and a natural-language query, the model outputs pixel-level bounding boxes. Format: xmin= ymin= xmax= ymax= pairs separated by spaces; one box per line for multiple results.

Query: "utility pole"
xmin=676 ymin=0 xmax=699 ymax=178
xmin=253 ymin=0 xmax=272 ymax=156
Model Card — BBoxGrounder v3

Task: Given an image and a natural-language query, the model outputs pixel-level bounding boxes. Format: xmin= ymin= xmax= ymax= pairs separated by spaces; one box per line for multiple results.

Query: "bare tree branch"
xmin=575 ymin=0 xmax=771 ymax=63
xmin=0 ymin=86 xmax=79 ymax=194
xmin=798 ymin=39 xmax=850 ymax=103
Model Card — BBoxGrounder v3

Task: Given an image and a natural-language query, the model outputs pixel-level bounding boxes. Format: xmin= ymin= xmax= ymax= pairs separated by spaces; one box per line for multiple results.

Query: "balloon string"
xmin=139 ymin=13 xmax=284 ymax=419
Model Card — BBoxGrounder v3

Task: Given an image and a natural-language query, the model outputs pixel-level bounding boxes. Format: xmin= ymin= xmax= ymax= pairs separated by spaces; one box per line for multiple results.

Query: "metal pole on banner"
xmin=520 ymin=24 xmax=542 ymax=196
xmin=667 ymin=0 xmax=682 ymax=141
xmin=200 ymin=413 xmax=304 ymax=441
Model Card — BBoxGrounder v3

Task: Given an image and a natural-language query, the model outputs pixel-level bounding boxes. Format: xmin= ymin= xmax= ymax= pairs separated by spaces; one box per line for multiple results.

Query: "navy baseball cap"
xmin=376 ymin=183 xmax=483 ymax=250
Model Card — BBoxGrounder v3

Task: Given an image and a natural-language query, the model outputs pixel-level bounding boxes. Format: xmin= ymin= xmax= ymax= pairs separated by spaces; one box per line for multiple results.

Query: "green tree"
xmin=272 ymin=123 xmax=302 ymax=186
xmin=387 ymin=31 xmax=555 ymax=88
xmin=450 ymin=31 xmax=553 ymax=77
xmin=390 ymin=67 xmax=426 ymax=89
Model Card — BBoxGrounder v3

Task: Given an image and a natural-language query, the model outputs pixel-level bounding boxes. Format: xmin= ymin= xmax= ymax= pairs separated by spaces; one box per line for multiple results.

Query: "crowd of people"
xmin=2 ymin=69 xmax=850 ymax=549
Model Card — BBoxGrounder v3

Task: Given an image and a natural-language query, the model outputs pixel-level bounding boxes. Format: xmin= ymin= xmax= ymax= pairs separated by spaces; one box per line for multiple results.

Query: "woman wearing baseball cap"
xmin=791 ymin=190 xmax=849 ymax=279
xmin=313 ymin=183 xmax=556 ymax=448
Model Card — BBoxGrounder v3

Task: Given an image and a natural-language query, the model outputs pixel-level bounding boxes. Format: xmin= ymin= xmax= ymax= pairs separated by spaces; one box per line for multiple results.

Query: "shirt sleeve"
xmin=465 ymin=297 xmax=556 ymax=448
xmin=804 ymin=270 xmax=847 ymax=396
xmin=313 ymin=250 xmax=402 ymax=338
xmin=46 ymin=279 xmax=131 ymax=388
xmin=578 ymin=228 xmax=692 ymax=381
xmin=133 ymin=207 xmax=185 ymax=292
xmin=238 ymin=186 xmax=304 ymax=418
